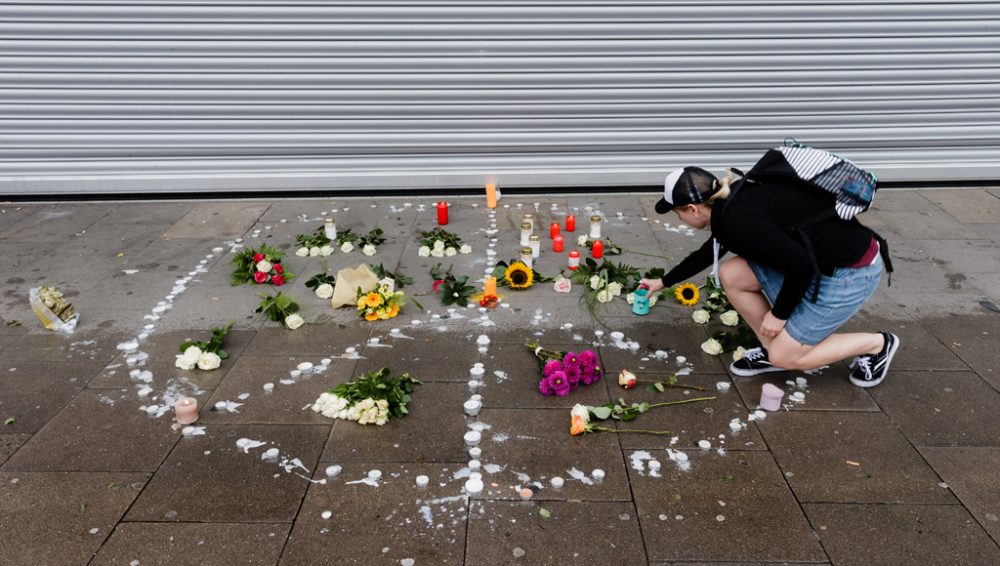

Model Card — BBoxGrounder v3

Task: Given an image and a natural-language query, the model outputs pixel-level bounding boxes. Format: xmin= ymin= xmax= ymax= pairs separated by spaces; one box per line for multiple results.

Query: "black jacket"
xmin=660 ymin=180 xmax=880 ymax=320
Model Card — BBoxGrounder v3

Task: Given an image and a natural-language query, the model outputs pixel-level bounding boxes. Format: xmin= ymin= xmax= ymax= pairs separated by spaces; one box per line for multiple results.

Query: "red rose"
xmin=432 ymin=279 xmax=445 ymax=292
xmin=253 ymin=271 xmax=269 ymax=284
xmin=272 ymin=275 xmax=285 ymax=286
xmin=253 ymin=253 xmax=265 ymax=263
xmin=273 ymin=263 xmax=283 ymax=274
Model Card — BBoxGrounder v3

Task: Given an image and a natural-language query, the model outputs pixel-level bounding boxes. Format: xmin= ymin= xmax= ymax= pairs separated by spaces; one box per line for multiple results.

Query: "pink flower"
xmin=538 ymin=378 xmax=555 ymax=396
xmin=565 ymin=365 xmax=582 ymax=390
xmin=544 ymin=371 xmax=571 ymax=397
xmin=580 ymin=350 xmax=598 ymax=366
xmin=543 ymin=360 xmax=563 ymax=377
xmin=253 ymin=271 xmax=269 ymax=284
xmin=432 ymin=279 xmax=445 ymax=292
xmin=553 ymin=278 xmax=572 ymax=294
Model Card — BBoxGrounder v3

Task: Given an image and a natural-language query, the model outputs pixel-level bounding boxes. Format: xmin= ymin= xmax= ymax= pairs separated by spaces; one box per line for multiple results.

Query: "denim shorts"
xmin=748 ymin=255 xmax=883 ymax=346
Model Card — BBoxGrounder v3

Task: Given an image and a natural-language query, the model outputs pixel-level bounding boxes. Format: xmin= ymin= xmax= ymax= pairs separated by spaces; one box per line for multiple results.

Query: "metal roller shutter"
xmin=1 ymin=1 xmax=999 ymax=195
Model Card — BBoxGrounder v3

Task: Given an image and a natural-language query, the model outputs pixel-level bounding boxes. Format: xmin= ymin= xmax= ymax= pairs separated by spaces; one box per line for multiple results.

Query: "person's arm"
xmin=660 ymin=237 xmax=718 ymax=287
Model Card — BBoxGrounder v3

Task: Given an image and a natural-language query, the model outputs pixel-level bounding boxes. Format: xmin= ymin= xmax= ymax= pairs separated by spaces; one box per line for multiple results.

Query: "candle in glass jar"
xmin=323 ymin=218 xmax=337 ymax=240
xmin=483 ymin=276 xmax=497 ymax=296
xmin=520 ymin=222 xmax=532 ymax=246
xmin=591 ymin=239 xmax=604 ymax=259
xmin=520 ymin=247 xmax=533 ymax=269
xmin=522 ymin=213 xmax=534 ymax=232
xmin=485 ymin=182 xmax=497 ymax=209
xmin=437 ymin=201 xmax=449 ymax=225
xmin=549 ymin=222 xmax=560 ymax=239
xmin=565 ymin=214 xmax=576 ymax=232
xmin=529 ymin=235 xmax=540 ymax=258
xmin=568 ymin=249 xmax=580 ymax=270
xmin=589 ymin=215 xmax=602 ymax=239
xmin=553 ymin=234 xmax=564 ymax=252
xmin=174 ymin=397 xmax=199 ymax=425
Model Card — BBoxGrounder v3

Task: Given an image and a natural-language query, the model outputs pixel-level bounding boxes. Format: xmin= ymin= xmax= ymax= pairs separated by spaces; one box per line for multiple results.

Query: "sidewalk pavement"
xmin=1 ymin=188 xmax=999 ymax=565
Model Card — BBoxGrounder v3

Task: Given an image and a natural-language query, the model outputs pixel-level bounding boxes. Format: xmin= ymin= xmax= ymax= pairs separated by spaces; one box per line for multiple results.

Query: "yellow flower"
xmin=504 ymin=262 xmax=533 ymax=289
xmin=387 ymin=304 xmax=400 ymax=318
xmin=364 ymin=292 xmax=383 ymax=308
xmin=675 ymin=283 xmax=699 ymax=306
xmin=357 ymin=297 xmax=367 ymax=309
xmin=364 ymin=311 xmax=379 ymax=321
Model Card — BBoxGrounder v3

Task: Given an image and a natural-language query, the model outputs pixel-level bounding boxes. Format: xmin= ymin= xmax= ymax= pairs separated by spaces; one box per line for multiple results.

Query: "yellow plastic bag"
xmin=330 ymin=264 xmax=379 ymax=308
xmin=30 ymin=285 xmax=79 ymax=333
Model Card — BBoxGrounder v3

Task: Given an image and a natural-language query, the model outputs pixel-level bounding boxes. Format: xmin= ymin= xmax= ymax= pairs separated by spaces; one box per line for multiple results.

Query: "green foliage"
xmin=371 ymin=263 xmax=412 ymax=288
xmin=254 ymin=292 xmax=300 ymax=325
xmin=295 ymin=228 xmax=331 ymax=249
xmin=429 ymin=264 xmax=476 ymax=306
xmin=328 ymin=367 xmax=421 ymax=419
xmin=358 ymin=228 xmax=386 ymax=248
xmin=419 ymin=227 xmax=465 ymax=249
xmin=304 ymin=273 xmax=336 ymax=290
xmin=230 ymin=244 xmax=286 ymax=286
xmin=179 ymin=321 xmax=233 ymax=359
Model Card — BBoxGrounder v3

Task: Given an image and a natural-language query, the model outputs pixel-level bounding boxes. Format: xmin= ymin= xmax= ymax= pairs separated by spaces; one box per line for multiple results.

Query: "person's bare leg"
xmin=768 ymin=331 xmax=885 ymax=371
xmin=718 ymin=258 xmax=774 ymax=348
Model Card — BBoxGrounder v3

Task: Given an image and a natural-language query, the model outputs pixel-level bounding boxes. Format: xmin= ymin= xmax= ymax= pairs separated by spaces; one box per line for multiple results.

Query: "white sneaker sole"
xmin=849 ymin=334 xmax=899 ymax=388
xmin=729 ymin=364 xmax=786 ymax=377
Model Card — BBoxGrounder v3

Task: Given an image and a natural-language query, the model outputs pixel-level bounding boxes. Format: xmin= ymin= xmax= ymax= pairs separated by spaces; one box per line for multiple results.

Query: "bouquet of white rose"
xmin=312 ymin=367 xmax=420 ymax=426
xmin=176 ymin=322 xmax=232 ymax=370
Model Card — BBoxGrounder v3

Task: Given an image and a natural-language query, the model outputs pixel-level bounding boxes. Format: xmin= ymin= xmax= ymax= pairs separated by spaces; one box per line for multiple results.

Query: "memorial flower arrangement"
xmin=690 ymin=276 xmax=759 ymax=358
xmin=357 ymin=280 xmax=407 ymax=321
xmin=255 ymin=292 xmax=304 ymax=329
xmin=489 ymin=259 xmax=554 ymax=291
xmin=294 ymin=229 xmax=334 ymax=258
xmin=304 ymin=273 xmax=336 ymax=299
xmin=479 ymin=294 xmax=499 ymax=309
xmin=527 ymin=341 xmax=603 ymax=396
xmin=175 ymin=321 xmax=232 ymax=370
xmin=429 ymin=264 xmax=476 ymax=307
xmin=569 ymin=259 xmax=643 ymax=317
xmin=372 ymin=263 xmax=413 ymax=288
xmin=312 ymin=366 xmax=420 ymax=425
xmin=417 ymin=227 xmax=472 ymax=258
xmin=569 ymin=393 xmax=715 ymax=436
xmin=334 ymin=227 xmax=386 ymax=255
xmin=231 ymin=245 xmax=292 ymax=286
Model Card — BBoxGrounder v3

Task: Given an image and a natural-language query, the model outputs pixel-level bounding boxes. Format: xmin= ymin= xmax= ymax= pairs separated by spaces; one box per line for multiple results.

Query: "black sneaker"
xmin=729 ymin=347 xmax=785 ymax=377
xmin=849 ymin=332 xmax=900 ymax=388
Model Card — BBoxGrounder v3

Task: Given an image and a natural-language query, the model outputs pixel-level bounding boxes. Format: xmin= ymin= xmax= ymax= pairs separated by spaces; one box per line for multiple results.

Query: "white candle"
xmin=760 ymin=383 xmax=784 ymax=411
xmin=464 ymin=399 xmax=482 ymax=416
xmin=550 ymin=476 xmax=565 ymax=488
xmin=591 ymin=469 xmax=606 ymax=481
xmin=464 ymin=430 xmax=481 ymax=446
xmin=415 ymin=475 xmax=429 ymax=487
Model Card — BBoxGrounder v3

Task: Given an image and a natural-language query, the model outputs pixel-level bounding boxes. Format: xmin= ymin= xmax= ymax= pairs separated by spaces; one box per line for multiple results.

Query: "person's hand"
xmin=639 ymin=278 xmax=665 ymax=293
xmin=760 ymin=310 xmax=787 ymax=339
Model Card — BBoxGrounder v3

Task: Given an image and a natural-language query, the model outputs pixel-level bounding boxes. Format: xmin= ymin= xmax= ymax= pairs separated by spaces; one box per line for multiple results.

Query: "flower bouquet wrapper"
xmin=331 ymin=264 xmax=379 ymax=308
xmin=29 ymin=285 xmax=79 ymax=333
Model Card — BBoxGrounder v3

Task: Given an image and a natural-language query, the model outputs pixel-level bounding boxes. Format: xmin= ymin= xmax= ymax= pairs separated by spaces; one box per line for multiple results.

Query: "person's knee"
xmin=768 ymin=344 xmax=805 ymax=370
xmin=719 ymin=258 xmax=757 ymax=292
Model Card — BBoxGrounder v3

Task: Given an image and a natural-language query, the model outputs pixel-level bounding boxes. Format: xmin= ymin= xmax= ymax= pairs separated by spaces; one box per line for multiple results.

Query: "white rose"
xmin=597 ymin=289 xmax=612 ymax=303
xmin=378 ymin=277 xmax=395 ymax=293
xmin=320 ymin=245 xmax=333 ymax=257
xmin=626 ymin=292 xmax=635 ymax=305
xmin=284 ymin=313 xmax=305 ymax=330
xmin=182 ymin=345 xmax=202 ymax=365
xmin=197 ymin=351 xmax=222 ymax=370
xmin=174 ymin=354 xmax=196 ymax=371
xmin=433 ymin=240 xmax=446 ymax=252
xmin=322 ymin=407 xmax=338 ymax=419
xmin=376 ymin=399 xmax=389 ymax=411
xmin=692 ymin=309 xmax=710 ymax=324
xmin=315 ymin=283 xmax=334 ymax=299
xmin=445 ymin=247 xmax=457 ymax=257
xmin=347 ymin=405 xmax=362 ymax=421
xmin=570 ymin=404 xmax=590 ymax=423
xmin=375 ymin=417 xmax=388 ymax=426
xmin=720 ymin=310 xmax=740 ymax=327
xmin=295 ymin=247 xmax=309 ymax=257
xmin=733 ymin=346 xmax=747 ymax=361
xmin=701 ymin=338 xmax=723 ymax=355
xmin=340 ymin=242 xmax=353 ymax=253
xmin=459 ymin=244 xmax=472 ymax=254
xmin=589 ymin=275 xmax=602 ymax=290
xmin=649 ymin=294 xmax=658 ymax=307
xmin=362 ymin=244 xmax=376 ymax=256
xmin=256 ymin=260 xmax=272 ymax=273
xmin=578 ymin=235 xmax=588 ymax=246
xmin=607 ymin=282 xmax=623 ymax=296
xmin=359 ymin=398 xmax=375 ymax=410
xmin=430 ymin=248 xmax=444 ymax=258
xmin=418 ymin=245 xmax=431 ymax=257
xmin=309 ymin=246 xmax=321 ymax=257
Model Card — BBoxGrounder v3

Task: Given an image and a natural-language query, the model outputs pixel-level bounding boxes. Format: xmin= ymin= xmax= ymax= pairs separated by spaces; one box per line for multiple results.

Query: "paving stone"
xmin=921 ymin=314 xmax=1000 ymax=392
xmin=481 ymin=340 xmax=611 ymax=409
xmin=0 ymin=471 xmax=147 ymax=566
xmin=127 ymin=424 xmax=327 ymax=522
xmin=244 ymin=323 xmax=371 ymax=357
xmin=466 ymin=500 xmax=646 ymax=565
xmin=0 ymin=361 xmax=98 ymax=433
xmin=470 ymin=408 xmax=632 ymax=502
xmin=871 ymin=189 xmax=939 ymax=212
xmin=0 ymin=434 xmax=31 ymax=466
xmin=164 ymin=202 xmax=270 ymax=239
xmin=758 ymin=412 xmax=956 ymax=504
xmin=354 ymin=329 xmax=481 ymax=381
xmin=908 ymin=238 xmax=1000 ymax=275
xmin=837 ymin=314 xmax=970 ymax=371
xmin=321 ymin=382 xmax=469 ymax=464
xmin=3 ymin=390 xmax=182 ymax=472
xmin=88 ymin=328 xmax=256 ymax=390
xmin=0 ymin=329 xmax=131 ymax=365
xmin=100 ymin=202 xmax=196 ymax=226
xmin=629 ymin=450 xmax=825 ymax=563
xmin=280 ymin=463 xmax=467 ymax=565
xmin=667 ymin=563 xmax=830 ymax=566
xmin=612 ymin=371 xmax=766 ymax=451
xmin=804 ymin=503 xmax=1000 ymax=566
xmin=878 ymin=209 xmax=970 ymax=240
xmin=201 ymin=355 xmax=356 ymax=424
xmin=921 ymin=447 xmax=1000 ymax=544
xmin=731 ymin=369 xmax=881 ymax=413
xmin=91 ymin=522 xmax=290 ymax=566
xmin=921 ymin=188 xmax=1000 ymax=224
xmin=870 ymin=370 xmax=1000 ymax=447
xmin=600 ymin=321 xmax=728 ymax=375
xmin=0 ymin=203 xmax=113 ymax=243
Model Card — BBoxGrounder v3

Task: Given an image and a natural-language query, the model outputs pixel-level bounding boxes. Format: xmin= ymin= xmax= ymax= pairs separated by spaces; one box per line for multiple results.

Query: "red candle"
xmin=591 ymin=239 xmax=604 ymax=259
xmin=437 ymin=201 xmax=449 ymax=225
xmin=549 ymin=222 xmax=560 ymax=239
xmin=568 ymin=249 xmax=580 ymax=270
xmin=553 ymin=234 xmax=564 ymax=252
xmin=565 ymin=215 xmax=576 ymax=232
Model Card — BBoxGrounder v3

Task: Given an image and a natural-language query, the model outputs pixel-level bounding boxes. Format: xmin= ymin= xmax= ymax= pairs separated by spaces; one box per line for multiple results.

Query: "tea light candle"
xmin=476 ymin=335 xmax=490 ymax=346
xmin=549 ymin=222 xmax=560 ymax=239
xmin=367 ymin=469 xmax=382 ymax=480
xmin=325 ymin=465 xmax=342 ymax=477
xmin=415 ymin=475 xmax=430 ymax=487
xmin=589 ymin=215 xmax=602 ymax=239
xmin=550 ymin=476 xmax=565 ymax=488
xmin=519 ymin=487 xmax=533 ymax=500
xmin=529 ymin=235 xmax=541 ymax=258
xmin=520 ymin=222 xmax=532 ymax=246
xmin=465 ymin=477 xmax=484 ymax=494
xmin=553 ymin=234 xmax=564 ymax=252
xmin=591 ymin=468 xmax=606 ymax=481
xmin=469 ymin=446 xmax=482 ymax=458
xmin=483 ymin=276 xmax=497 ymax=296
xmin=464 ymin=399 xmax=482 ymax=416
xmin=262 ymin=448 xmax=279 ymax=460
xmin=468 ymin=459 xmax=482 ymax=471
xmin=565 ymin=214 xmax=576 ymax=232
xmin=324 ymin=218 xmax=337 ymax=239
xmin=468 ymin=380 xmax=481 ymax=392
xmin=464 ymin=430 xmax=481 ymax=446
xmin=760 ymin=383 xmax=784 ymax=411
xmin=174 ymin=397 xmax=199 ymax=425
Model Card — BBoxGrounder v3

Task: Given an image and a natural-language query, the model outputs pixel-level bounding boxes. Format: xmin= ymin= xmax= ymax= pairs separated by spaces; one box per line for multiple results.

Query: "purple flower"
xmin=538 ymin=378 xmax=555 ymax=396
xmin=580 ymin=366 xmax=598 ymax=385
xmin=543 ymin=359 xmax=563 ymax=377
xmin=544 ymin=370 xmax=571 ymax=397
xmin=580 ymin=350 xmax=598 ymax=366
xmin=563 ymin=351 xmax=580 ymax=367
xmin=564 ymin=365 xmax=582 ymax=390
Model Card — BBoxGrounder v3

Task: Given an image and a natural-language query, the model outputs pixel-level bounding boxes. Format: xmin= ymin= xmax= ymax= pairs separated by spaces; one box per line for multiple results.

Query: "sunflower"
xmin=364 ymin=292 xmax=383 ymax=308
xmin=504 ymin=262 xmax=533 ymax=289
xmin=675 ymin=282 xmax=700 ymax=306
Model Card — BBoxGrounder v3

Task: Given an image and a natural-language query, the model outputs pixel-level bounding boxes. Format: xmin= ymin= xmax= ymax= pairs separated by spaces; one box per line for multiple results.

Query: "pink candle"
xmin=760 ymin=383 xmax=784 ymax=411
xmin=174 ymin=397 xmax=199 ymax=424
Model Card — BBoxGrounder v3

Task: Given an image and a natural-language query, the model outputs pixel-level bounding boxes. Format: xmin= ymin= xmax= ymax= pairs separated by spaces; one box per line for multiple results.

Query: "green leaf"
xmin=3 ymin=417 xmax=15 ymax=426
xmin=590 ymin=406 xmax=613 ymax=420
xmin=654 ymin=382 xmax=665 ymax=392
xmin=644 ymin=384 xmax=657 ymax=393
xmin=721 ymin=473 xmax=734 ymax=481
xmin=539 ymin=508 xmax=551 ymax=518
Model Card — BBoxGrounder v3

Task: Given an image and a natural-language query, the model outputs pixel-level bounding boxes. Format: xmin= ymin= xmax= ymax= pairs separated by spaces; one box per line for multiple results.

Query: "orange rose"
xmin=570 ymin=414 xmax=587 ymax=436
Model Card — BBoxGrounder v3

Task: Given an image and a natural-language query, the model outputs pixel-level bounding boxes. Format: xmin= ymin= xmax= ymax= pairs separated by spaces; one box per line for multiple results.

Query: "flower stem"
xmin=592 ymin=425 xmax=673 ymax=435
xmin=646 ymin=396 xmax=716 ymax=409
xmin=638 ymin=379 xmax=710 ymax=392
